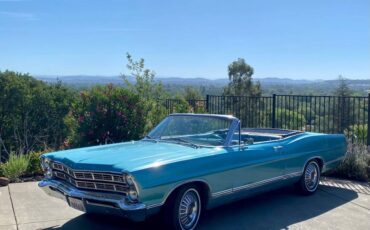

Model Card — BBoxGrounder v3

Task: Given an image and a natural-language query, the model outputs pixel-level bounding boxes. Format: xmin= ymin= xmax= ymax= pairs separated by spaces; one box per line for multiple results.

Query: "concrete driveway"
xmin=1 ymin=178 xmax=369 ymax=230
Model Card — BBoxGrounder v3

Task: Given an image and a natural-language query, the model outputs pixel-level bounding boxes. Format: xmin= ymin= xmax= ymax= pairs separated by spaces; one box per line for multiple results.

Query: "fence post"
xmin=272 ymin=94 xmax=276 ymax=128
xmin=367 ymin=93 xmax=370 ymax=146
xmin=206 ymin=95 xmax=210 ymax=113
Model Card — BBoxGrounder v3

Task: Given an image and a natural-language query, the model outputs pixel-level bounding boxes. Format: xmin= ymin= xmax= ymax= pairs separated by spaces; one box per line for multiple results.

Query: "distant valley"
xmin=35 ymin=75 xmax=370 ymax=96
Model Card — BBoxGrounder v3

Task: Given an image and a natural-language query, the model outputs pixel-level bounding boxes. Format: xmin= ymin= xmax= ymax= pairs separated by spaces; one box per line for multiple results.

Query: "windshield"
xmin=146 ymin=115 xmax=233 ymax=146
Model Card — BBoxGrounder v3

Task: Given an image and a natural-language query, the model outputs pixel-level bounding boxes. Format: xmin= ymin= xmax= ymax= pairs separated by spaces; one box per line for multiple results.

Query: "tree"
xmin=121 ymin=53 xmax=167 ymax=132
xmin=333 ymin=75 xmax=353 ymax=97
xmin=183 ymin=86 xmax=203 ymax=100
xmin=121 ymin=53 xmax=164 ymax=100
xmin=223 ymin=58 xmax=262 ymax=123
xmin=0 ymin=71 xmax=74 ymax=161
xmin=333 ymin=75 xmax=353 ymax=132
xmin=223 ymin=58 xmax=261 ymax=97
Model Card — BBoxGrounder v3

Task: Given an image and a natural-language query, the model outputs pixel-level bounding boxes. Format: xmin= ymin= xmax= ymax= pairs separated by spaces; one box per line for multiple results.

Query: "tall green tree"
xmin=223 ymin=58 xmax=261 ymax=97
xmin=333 ymin=75 xmax=354 ymax=132
xmin=223 ymin=58 xmax=262 ymax=122
xmin=333 ymin=75 xmax=353 ymax=97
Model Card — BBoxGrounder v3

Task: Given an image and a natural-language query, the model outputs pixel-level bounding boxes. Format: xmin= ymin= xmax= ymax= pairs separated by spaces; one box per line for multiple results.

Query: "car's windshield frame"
xmin=145 ymin=113 xmax=240 ymax=147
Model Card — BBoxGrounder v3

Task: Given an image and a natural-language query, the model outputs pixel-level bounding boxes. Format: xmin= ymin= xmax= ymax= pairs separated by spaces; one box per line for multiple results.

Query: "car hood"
xmin=44 ymin=140 xmax=223 ymax=172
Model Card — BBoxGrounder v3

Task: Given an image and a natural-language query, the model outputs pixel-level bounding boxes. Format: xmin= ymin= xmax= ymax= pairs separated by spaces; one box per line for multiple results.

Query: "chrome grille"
xmin=51 ymin=161 xmax=128 ymax=194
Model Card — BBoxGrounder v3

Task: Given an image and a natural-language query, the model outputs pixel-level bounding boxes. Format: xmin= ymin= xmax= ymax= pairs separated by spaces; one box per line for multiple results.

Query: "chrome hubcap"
xmin=305 ymin=162 xmax=319 ymax=191
xmin=178 ymin=189 xmax=200 ymax=229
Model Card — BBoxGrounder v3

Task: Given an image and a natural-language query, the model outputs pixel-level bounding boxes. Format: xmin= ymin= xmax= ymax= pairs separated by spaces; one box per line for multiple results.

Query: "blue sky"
xmin=0 ymin=0 xmax=369 ymax=79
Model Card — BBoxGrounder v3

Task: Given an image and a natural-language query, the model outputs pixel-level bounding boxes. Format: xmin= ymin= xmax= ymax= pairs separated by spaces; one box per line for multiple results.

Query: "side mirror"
xmin=245 ymin=138 xmax=254 ymax=145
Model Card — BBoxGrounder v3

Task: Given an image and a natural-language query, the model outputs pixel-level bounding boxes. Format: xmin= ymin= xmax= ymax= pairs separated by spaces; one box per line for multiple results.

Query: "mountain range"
xmin=35 ymin=75 xmax=370 ymax=95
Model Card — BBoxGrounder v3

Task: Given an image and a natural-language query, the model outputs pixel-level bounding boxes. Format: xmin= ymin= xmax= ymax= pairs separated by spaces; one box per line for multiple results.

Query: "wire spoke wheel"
xmin=178 ymin=188 xmax=201 ymax=230
xmin=304 ymin=162 xmax=319 ymax=192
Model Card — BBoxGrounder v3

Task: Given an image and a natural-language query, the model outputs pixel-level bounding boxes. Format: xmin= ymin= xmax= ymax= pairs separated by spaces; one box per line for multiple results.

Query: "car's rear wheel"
xmin=296 ymin=160 xmax=321 ymax=195
xmin=163 ymin=185 xmax=202 ymax=230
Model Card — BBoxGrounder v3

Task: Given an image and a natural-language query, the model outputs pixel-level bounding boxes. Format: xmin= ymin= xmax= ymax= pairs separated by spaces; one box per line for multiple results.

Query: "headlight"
xmin=125 ymin=174 xmax=139 ymax=202
xmin=126 ymin=175 xmax=135 ymax=186
xmin=41 ymin=157 xmax=50 ymax=170
xmin=40 ymin=157 xmax=53 ymax=179
xmin=128 ymin=189 xmax=138 ymax=201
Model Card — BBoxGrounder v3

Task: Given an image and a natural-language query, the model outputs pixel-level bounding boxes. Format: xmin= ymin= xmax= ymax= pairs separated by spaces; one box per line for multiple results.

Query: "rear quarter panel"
xmin=282 ymin=132 xmax=347 ymax=175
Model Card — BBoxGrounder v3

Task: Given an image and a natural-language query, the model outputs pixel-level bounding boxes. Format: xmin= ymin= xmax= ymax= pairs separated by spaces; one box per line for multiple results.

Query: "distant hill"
xmin=35 ymin=75 xmax=320 ymax=86
xmin=36 ymin=75 xmax=124 ymax=87
xmin=36 ymin=75 xmax=229 ymax=87
xmin=35 ymin=75 xmax=370 ymax=96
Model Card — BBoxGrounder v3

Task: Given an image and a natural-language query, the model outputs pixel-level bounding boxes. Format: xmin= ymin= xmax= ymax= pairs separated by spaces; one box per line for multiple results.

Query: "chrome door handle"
xmin=273 ymin=146 xmax=283 ymax=150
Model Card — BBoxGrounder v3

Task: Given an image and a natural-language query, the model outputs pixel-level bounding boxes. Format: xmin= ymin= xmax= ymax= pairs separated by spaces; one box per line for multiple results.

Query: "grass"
xmin=0 ymin=153 xmax=30 ymax=182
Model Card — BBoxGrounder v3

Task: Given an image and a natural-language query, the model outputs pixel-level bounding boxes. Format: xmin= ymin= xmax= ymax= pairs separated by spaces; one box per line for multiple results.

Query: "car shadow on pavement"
xmin=42 ymin=184 xmax=358 ymax=230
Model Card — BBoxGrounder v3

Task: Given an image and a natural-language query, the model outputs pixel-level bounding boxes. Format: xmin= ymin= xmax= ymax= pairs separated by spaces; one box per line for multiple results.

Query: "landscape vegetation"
xmin=0 ymin=54 xmax=369 ymax=185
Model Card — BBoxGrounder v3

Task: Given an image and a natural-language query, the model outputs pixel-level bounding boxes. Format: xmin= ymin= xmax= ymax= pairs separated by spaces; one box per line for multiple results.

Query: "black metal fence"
xmin=162 ymin=99 xmax=207 ymax=114
xmin=164 ymin=94 xmax=370 ymax=146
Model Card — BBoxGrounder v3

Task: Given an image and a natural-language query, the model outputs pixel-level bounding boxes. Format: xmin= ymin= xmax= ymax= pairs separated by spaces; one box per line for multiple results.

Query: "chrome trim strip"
xmin=211 ymin=188 xmax=233 ymax=198
xmin=325 ymin=156 xmax=344 ymax=166
xmin=211 ymin=171 xmax=302 ymax=198
xmin=322 ymin=156 xmax=344 ymax=172
xmin=169 ymin=113 xmax=238 ymax=121
xmin=86 ymin=200 xmax=119 ymax=209
xmin=146 ymin=203 xmax=163 ymax=209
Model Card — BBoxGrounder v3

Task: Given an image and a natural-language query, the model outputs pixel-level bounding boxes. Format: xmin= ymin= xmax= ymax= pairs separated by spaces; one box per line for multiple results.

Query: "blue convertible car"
xmin=39 ymin=114 xmax=346 ymax=230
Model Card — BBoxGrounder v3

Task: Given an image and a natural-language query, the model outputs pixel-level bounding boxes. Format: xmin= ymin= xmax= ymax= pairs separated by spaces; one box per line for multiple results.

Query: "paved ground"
xmin=0 ymin=178 xmax=369 ymax=230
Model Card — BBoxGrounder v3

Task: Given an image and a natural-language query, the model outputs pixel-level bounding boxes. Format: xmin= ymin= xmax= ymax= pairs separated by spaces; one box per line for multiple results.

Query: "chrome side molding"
xmin=211 ymin=171 xmax=302 ymax=198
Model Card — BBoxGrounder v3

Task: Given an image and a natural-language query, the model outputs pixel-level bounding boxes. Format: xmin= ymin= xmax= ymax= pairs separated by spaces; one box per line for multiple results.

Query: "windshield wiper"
xmin=161 ymin=137 xmax=199 ymax=148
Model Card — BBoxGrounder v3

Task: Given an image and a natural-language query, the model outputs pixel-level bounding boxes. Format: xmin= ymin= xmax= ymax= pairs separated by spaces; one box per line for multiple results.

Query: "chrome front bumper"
xmin=38 ymin=179 xmax=147 ymax=221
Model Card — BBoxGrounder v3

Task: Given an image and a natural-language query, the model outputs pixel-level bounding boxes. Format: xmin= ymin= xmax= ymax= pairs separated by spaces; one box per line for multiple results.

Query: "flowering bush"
xmin=325 ymin=140 xmax=370 ymax=182
xmin=68 ymin=84 xmax=146 ymax=147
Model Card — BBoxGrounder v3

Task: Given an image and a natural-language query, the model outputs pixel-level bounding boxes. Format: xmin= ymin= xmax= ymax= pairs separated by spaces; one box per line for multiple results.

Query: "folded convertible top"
xmin=241 ymin=128 xmax=302 ymax=139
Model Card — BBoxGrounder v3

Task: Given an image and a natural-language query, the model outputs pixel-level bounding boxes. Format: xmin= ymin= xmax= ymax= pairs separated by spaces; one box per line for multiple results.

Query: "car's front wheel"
xmin=164 ymin=185 xmax=202 ymax=230
xmin=296 ymin=160 xmax=321 ymax=195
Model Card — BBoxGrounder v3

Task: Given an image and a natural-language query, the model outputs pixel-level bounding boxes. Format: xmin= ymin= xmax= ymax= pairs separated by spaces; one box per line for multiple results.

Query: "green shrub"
xmin=0 ymin=71 xmax=75 ymax=159
xmin=345 ymin=124 xmax=368 ymax=143
xmin=326 ymin=141 xmax=370 ymax=182
xmin=0 ymin=163 xmax=4 ymax=177
xmin=26 ymin=151 xmax=43 ymax=176
xmin=171 ymin=96 xmax=192 ymax=113
xmin=1 ymin=153 xmax=30 ymax=182
xmin=68 ymin=84 xmax=146 ymax=146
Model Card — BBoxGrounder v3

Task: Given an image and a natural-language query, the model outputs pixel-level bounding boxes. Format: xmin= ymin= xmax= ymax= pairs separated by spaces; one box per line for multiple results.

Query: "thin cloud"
xmin=0 ymin=11 xmax=38 ymax=21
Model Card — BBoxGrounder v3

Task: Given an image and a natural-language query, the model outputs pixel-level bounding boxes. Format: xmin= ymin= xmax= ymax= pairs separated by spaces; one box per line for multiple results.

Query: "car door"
xmin=230 ymin=140 xmax=285 ymax=192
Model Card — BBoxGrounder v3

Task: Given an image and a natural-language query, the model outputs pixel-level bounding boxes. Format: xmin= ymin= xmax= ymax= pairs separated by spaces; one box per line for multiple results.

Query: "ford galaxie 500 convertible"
xmin=39 ymin=114 xmax=346 ymax=230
